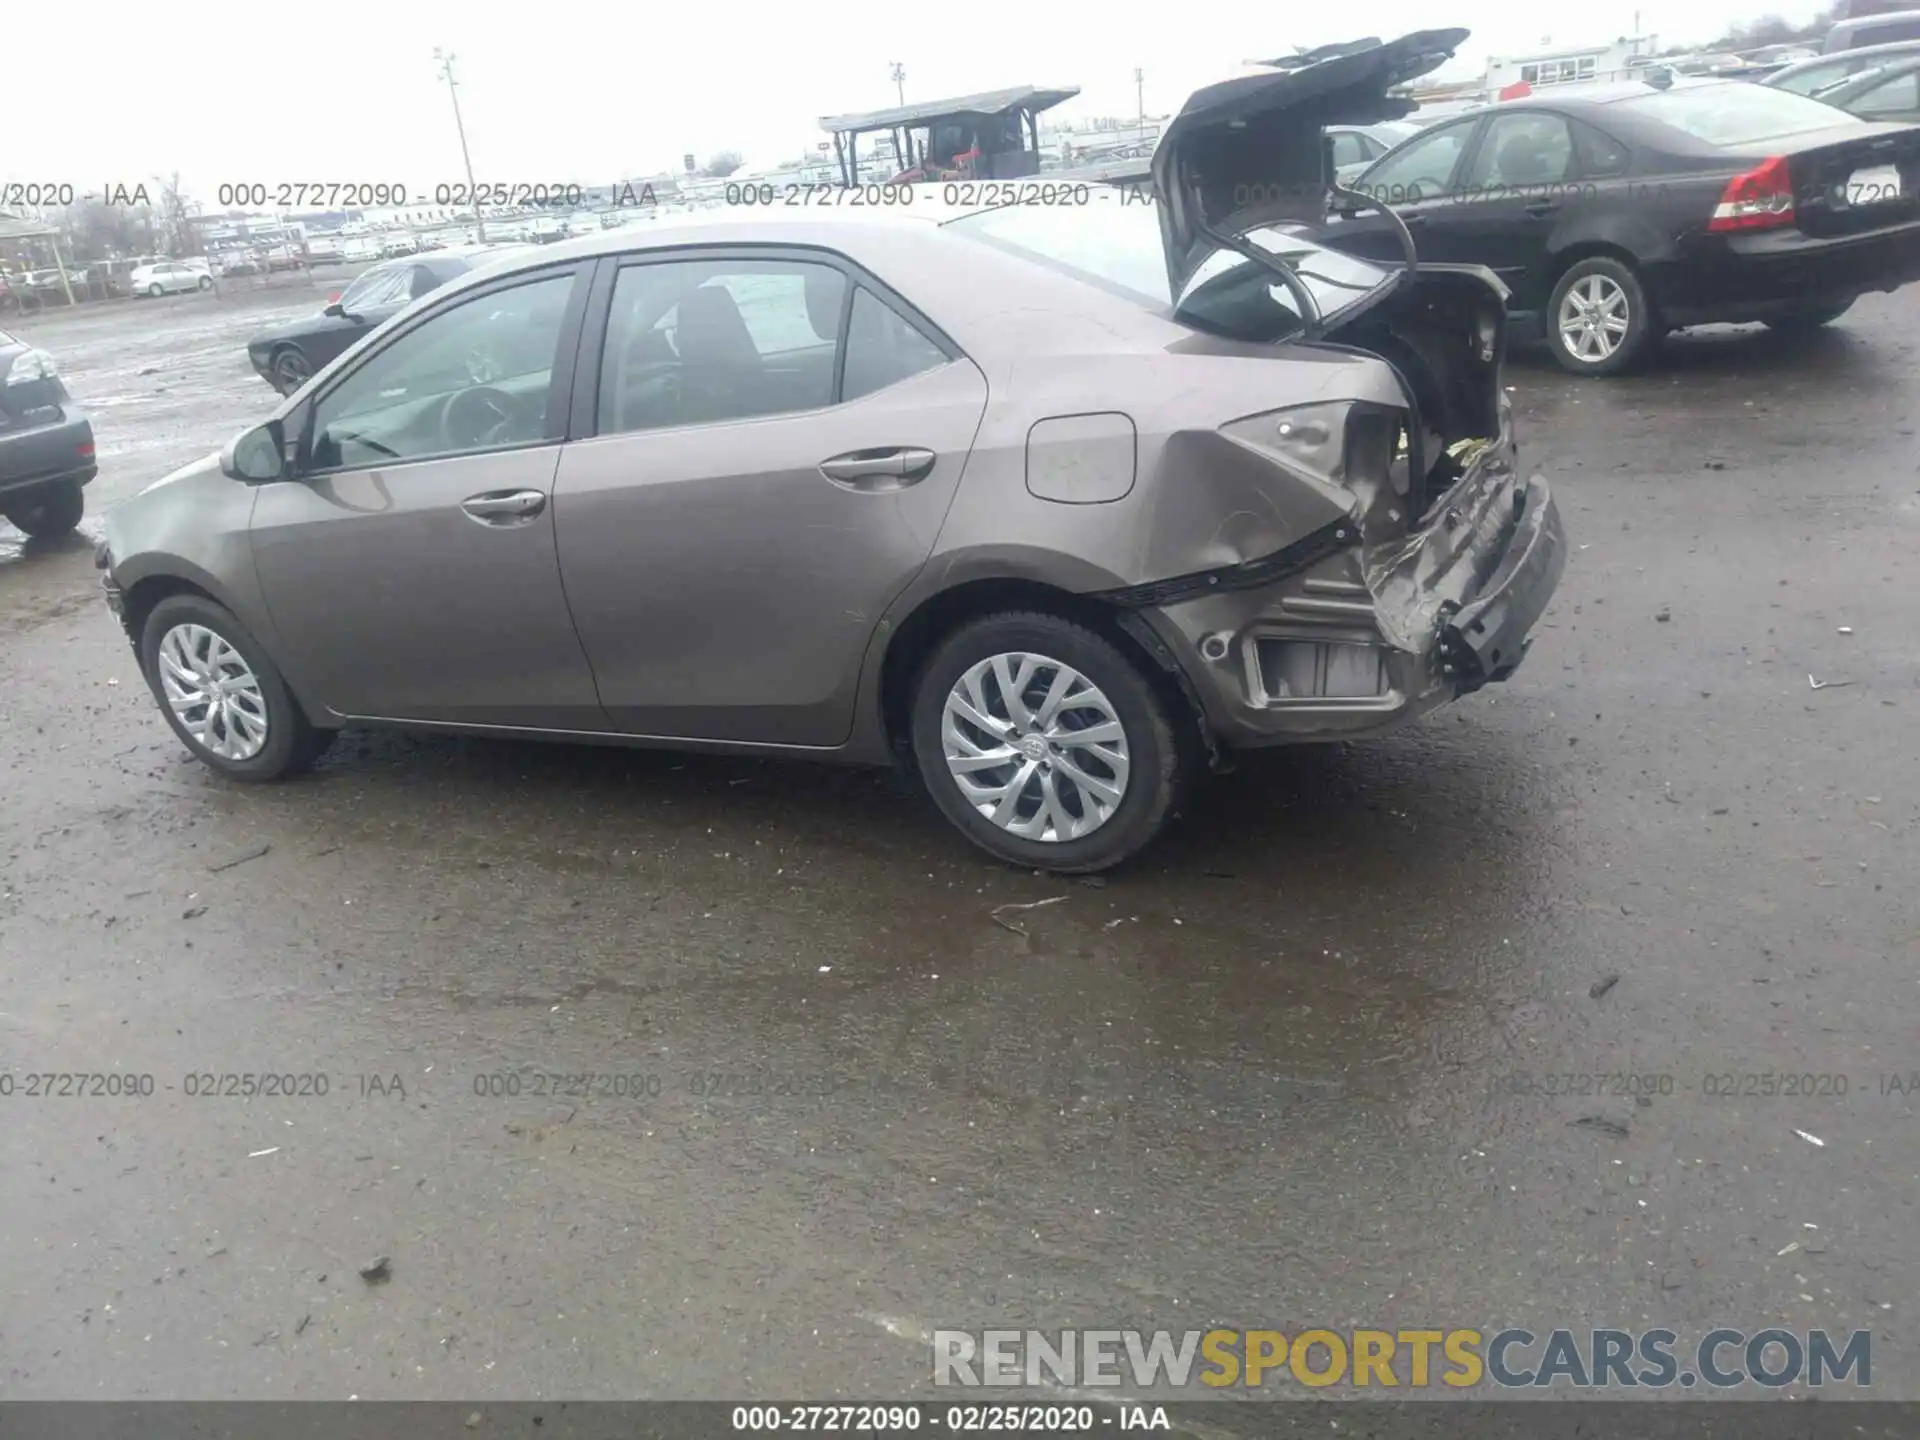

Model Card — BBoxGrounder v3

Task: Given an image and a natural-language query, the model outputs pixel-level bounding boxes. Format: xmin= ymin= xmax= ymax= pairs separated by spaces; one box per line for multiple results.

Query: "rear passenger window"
xmin=1853 ymin=68 xmax=1920 ymax=116
xmin=596 ymin=259 xmax=846 ymax=434
xmin=1330 ymin=131 xmax=1371 ymax=169
xmin=842 ymin=288 xmax=948 ymax=400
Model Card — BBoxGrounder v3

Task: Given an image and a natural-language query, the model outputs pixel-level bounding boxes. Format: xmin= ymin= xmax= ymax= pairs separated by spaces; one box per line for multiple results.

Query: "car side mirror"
xmin=323 ymin=301 xmax=348 ymax=318
xmin=221 ymin=419 xmax=287 ymax=484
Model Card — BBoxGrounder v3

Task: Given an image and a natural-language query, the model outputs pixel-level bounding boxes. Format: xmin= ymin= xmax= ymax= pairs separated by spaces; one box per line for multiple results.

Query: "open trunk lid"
xmin=1150 ymin=28 xmax=1469 ymax=298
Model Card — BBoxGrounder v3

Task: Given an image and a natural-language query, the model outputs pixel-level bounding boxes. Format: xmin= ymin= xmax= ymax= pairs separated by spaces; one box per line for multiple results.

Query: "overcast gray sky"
xmin=13 ymin=0 xmax=1823 ymax=199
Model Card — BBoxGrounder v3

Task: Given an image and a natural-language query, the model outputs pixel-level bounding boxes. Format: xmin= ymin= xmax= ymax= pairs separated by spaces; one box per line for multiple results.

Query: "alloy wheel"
xmin=156 ymin=622 xmax=269 ymax=761
xmin=1557 ymin=274 xmax=1630 ymax=363
xmin=940 ymin=651 xmax=1131 ymax=842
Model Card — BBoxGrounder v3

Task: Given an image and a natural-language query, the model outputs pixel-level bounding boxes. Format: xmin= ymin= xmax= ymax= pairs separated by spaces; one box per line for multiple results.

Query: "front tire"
xmin=5 ymin=479 xmax=85 ymax=538
xmin=197 ymin=275 xmax=213 ymax=291
xmin=271 ymin=346 xmax=312 ymax=394
xmin=909 ymin=611 xmax=1186 ymax=873
xmin=1766 ymin=299 xmax=1853 ymax=335
xmin=147 ymin=282 xmax=163 ymax=298
xmin=138 ymin=594 xmax=334 ymax=781
xmin=1547 ymin=256 xmax=1655 ymax=376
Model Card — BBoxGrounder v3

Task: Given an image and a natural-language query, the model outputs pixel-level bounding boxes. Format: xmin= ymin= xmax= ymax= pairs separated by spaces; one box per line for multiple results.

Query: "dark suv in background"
xmin=0 ymin=330 xmax=96 ymax=537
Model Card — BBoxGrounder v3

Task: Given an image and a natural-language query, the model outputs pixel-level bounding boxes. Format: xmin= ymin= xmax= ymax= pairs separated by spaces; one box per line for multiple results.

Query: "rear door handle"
xmin=1524 ymin=200 xmax=1561 ymax=217
xmin=819 ymin=447 xmax=937 ymax=489
xmin=460 ymin=489 xmax=548 ymax=524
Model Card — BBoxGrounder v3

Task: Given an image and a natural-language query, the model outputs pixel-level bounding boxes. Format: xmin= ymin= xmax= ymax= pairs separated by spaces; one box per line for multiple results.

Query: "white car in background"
xmin=128 ymin=261 xmax=213 ymax=297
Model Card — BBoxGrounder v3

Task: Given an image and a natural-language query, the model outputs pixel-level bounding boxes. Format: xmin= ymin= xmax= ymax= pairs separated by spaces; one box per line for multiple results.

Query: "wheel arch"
xmin=873 ymin=574 xmax=1210 ymax=770
xmin=1545 ymin=234 xmax=1663 ymax=317
xmin=120 ymin=568 xmax=331 ymax=729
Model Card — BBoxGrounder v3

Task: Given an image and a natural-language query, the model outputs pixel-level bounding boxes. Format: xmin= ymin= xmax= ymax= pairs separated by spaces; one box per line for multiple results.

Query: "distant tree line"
xmin=1703 ymin=4 xmax=1839 ymax=50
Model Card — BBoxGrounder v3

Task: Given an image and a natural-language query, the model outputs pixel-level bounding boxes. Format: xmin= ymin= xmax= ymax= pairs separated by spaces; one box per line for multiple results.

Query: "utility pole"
xmin=1134 ymin=67 xmax=1145 ymax=143
xmin=434 ymin=48 xmax=486 ymax=243
xmin=890 ymin=62 xmax=906 ymax=105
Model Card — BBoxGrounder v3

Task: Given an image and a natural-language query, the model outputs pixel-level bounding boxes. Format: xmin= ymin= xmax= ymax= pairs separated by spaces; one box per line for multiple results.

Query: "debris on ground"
xmin=1808 ymin=674 xmax=1855 ymax=691
xmin=1777 ymin=1241 xmax=1801 ymax=1256
xmin=295 ymin=1314 xmax=311 ymax=1335
xmin=1570 ymin=1116 xmax=1630 ymax=1139
xmin=1589 ymin=973 xmax=1621 ymax=1000
xmin=990 ymin=895 xmax=1068 ymax=935
xmin=359 ymin=1256 xmax=392 ymax=1283
xmin=1793 ymin=1129 xmax=1826 ymax=1148
xmin=181 ymin=904 xmax=209 ymax=920
xmin=1655 ymin=608 xmax=1672 ymax=622
xmin=208 ymin=843 xmax=272 ymax=873
xmin=247 ymin=1147 xmax=279 ymax=1159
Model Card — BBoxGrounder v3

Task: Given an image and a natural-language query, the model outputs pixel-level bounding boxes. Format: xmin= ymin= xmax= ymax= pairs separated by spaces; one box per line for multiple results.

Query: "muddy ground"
xmin=1 ymin=282 xmax=1915 ymax=1407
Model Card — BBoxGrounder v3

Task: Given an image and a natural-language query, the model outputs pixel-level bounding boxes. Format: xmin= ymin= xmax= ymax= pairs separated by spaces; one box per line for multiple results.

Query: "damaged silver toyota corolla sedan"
xmin=98 ymin=29 xmax=1565 ymax=872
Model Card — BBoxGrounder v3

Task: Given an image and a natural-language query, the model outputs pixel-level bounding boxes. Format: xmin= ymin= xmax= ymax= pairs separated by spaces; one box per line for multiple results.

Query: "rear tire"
xmin=1766 ymin=299 xmax=1854 ymax=335
xmin=198 ymin=275 xmax=214 ymax=291
xmin=3 ymin=479 xmax=84 ymax=538
xmin=147 ymin=282 xmax=163 ymax=298
xmin=909 ymin=610 xmax=1187 ymax=873
xmin=139 ymin=594 xmax=334 ymax=781
xmin=1546 ymin=256 xmax=1655 ymax=376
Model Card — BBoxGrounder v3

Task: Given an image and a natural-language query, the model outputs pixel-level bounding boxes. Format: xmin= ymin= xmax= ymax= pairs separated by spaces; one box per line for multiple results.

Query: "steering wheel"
xmin=441 ymin=385 xmax=526 ymax=451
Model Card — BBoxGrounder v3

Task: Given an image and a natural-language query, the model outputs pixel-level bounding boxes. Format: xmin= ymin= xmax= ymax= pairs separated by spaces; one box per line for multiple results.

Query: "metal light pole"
xmin=1134 ymin=67 xmax=1145 ymax=143
xmin=435 ymin=48 xmax=486 ymax=243
xmin=890 ymin=62 xmax=906 ymax=105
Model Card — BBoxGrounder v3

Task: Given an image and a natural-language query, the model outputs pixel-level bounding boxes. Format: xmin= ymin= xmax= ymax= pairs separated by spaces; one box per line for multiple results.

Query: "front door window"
xmin=308 ymin=272 xmax=575 ymax=471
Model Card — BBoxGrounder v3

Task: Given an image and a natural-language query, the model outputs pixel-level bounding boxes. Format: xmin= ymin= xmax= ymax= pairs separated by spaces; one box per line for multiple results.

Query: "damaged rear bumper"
xmin=1122 ymin=426 xmax=1566 ymax=748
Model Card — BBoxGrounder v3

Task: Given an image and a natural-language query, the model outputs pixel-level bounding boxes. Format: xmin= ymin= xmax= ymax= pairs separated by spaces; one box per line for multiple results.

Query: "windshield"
xmin=1618 ymin=83 xmax=1860 ymax=144
xmin=944 ymin=190 xmax=1394 ymax=342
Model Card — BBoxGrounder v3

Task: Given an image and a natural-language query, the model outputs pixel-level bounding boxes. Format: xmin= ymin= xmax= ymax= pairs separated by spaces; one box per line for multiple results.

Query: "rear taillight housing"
xmin=1709 ymin=155 xmax=1795 ymax=232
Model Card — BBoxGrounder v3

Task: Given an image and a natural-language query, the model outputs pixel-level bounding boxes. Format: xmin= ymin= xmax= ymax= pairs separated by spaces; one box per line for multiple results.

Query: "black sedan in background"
xmin=0 ymin=330 xmax=96 ymax=538
xmin=245 ymin=246 xmax=524 ymax=395
xmin=1333 ymin=77 xmax=1920 ymax=373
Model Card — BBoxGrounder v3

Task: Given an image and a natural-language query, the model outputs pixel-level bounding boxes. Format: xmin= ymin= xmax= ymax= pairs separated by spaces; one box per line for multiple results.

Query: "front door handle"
xmin=460 ymin=489 xmax=548 ymax=524
xmin=819 ymin=447 xmax=937 ymax=489
xmin=1524 ymin=200 xmax=1561 ymax=217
